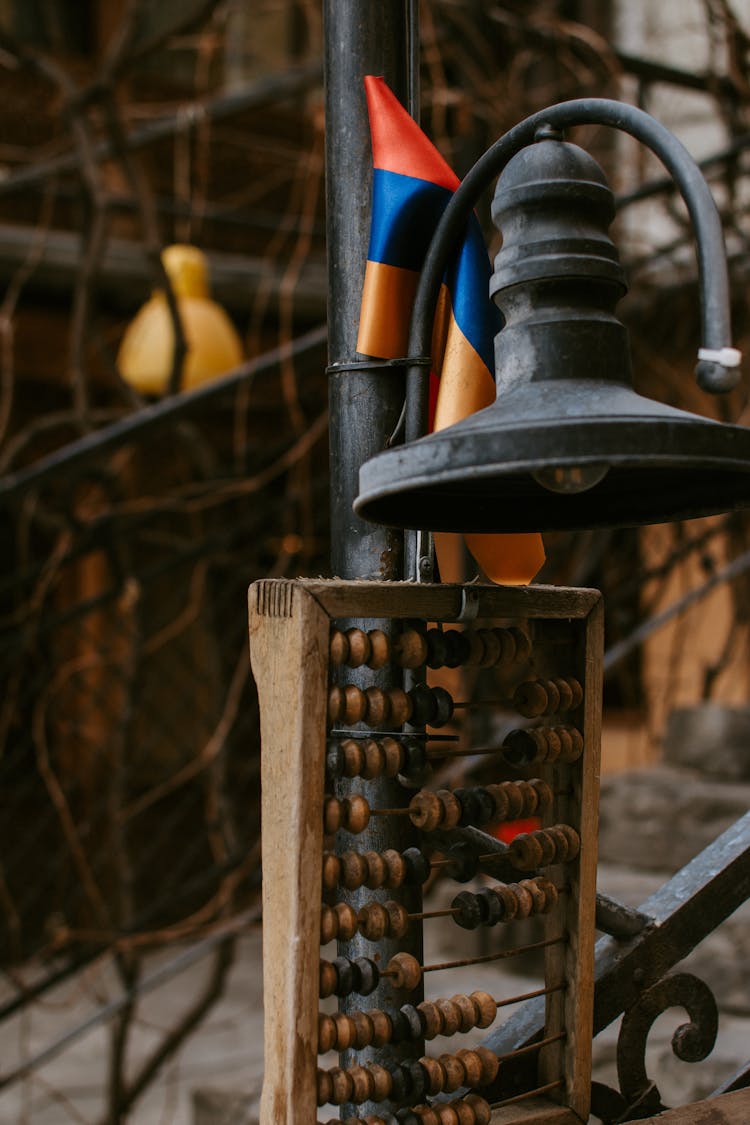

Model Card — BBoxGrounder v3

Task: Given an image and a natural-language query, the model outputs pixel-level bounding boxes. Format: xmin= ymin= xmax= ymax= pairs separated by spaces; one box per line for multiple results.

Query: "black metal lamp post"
xmin=355 ymin=98 xmax=750 ymax=534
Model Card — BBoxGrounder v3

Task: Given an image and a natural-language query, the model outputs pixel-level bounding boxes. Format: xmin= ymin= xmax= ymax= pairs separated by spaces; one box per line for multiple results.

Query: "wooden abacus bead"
xmin=448 ymin=1101 xmax=480 ymax=1125
xmin=477 ymin=628 xmax=502 ymax=667
xmin=431 ymin=686 xmax=455 ymax=728
xmin=453 ymin=787 xmax=478 ymax=826
xmin=502 ymin=728 xmax=544 ymax=766
xmin=317 ymin=1068 xmax=333 ymax=1106
xmin=340 ymin=738 xmax=363 ymax=776
xmin=358 ymin=902 xmax=388 ymax=941
xmin=419 ymin=1056 xmax=446 ymax=1096
xmin=403 ymin=846 xmax=431 ymax=885
xmin=393 ymin=627 xmax=428 ymax=668
xmin=409 ymin=683 xmax=438 ymax=726
xmin=368 ymin=629 xmax=390 ymax=669
xmin=323 ymin=796 xmax=341 ymax=834
xmin=389 ymin=687 xmax=413 ymax=726
xmin=517 ymin=780 xmax=539 ymax=816
xmin=319 ymin=959 xmax=338 ymax=999
xmin=340 ymin=850 xmax=368 ymax=889
xmin=503 ymin=781 xmax=526 ymax=820
xmin=535 ymin=876 xmax=559 ymax=912
xmin=361 ymin=849 xmax=386 ymax=888
xmin=455 ymin=1048 xmax=483 ymax=1088
xmin=365 ymin=686 xmax=391 ymax=726
xmin=536 ymin=828 xmax=560 ymax=865
xmin=353 ymin=956 xmax=380 ymax=995
xmin=385 ymin=900 xmax=410 ymax=939
xmin=339 ymin=684 xmax=367 ymax=723
xmin=561 ymin=726 xmax=584 ymax=762
xmin=559 ymin=822 xmax=581 ymax=859
xmin=409 ymin=789 xmax=443 ymax=832
xmin=361 ymin=739 xmax=385 ymax=780
xmin=370 ymin=1010 xmax=392 ymax=1047
xmin=329 ymin=1065 xmax=355 ymax=1105
xmin=349 ymin=1065 xmax=376 ymax=1104
xmin=509 ymin=882 xmax=534 ymax=918
xmin=382 ymin=736 xmax=405 ymax=776
xmin=431 ymin=1003 xmax=461 ymax=1035
xmin=426 ymin=628 xmax=449 ymax=668
xmin=465 ymin=630 xmax=485 ymax=665
xmin=399 ymin=1003 xmax=423 ymax=1042
xmin=320 ymin=905 xmax=336 ymax=944
xmin=342 ymin=794 xmax=371 ymax=834
xmin=509 ymin=832 xmax=544 ymax=871
xmin=519 ymin=877 xmax=547 ymax=915
xmin=386 ymin=951 xmax=422 ymax=991
xmin=332 ymin=956 xmax=355 ymax=996
xmin=451 ymin=992 xmax=479 ymax=1033
xmin=346 ymin=627 xmax=372 ymax=667
xmin=368 ymin=1064 xmax=393 ymax=1102
xmin=383 ymin=848 xmax=407 ymax=888
xmin=403 ymin=739 xmax=429 ymax=779
xmin=470 ymin=990 xmax=498 ymax=1029
xmin=464 ymin=1094 xmax=492 ymax=1125
xmin=417 ymin=1000 xmax=444 ymax=1039
xmin=452 ymin=890 xmax=483 ymax=930
xmin=496 ymin=627 xmax=517 ymax=663
xmin=328 ymin=685 xmax=345 ymax=724
xmin=568 ymin=676 xmax=584 ymax=708
xmin=444 ymin=628 xmax=470 ymax=667
xmin=552 ymin=676 xmax=574 ymax=711
xmin=336 ymin=901 xmax=359 ymax=939
xmin=436 ymin=788 xmax=462 ymax=829
xmin=542 ymin=678 xmax=561 ymax=715
xmin=413 ymin=1107 xmax=440 ymax=1125
xmin=318 ymin=1012 xmax=336 ymax=1053
xmin=531 ymin=777 xmax=554 ymax=815
xmin=439 ymin=1053 xmax=466 ymax=1092
xmin=474 ymin=1046 xmax=500 ymax=1086
xmin=326 ymin=742 xmax=345 ymax=778
xmin=485 ymin=782 xmax=510 ymax=821
xmin=509 ymin=626 xmax=532 ymax=663
xmin=322 ymin=850 xmax=341 ymax=890
xmin=513 ymin=679 xmax=549 ymax=718
xmin=332 ymin=1011 xmax=358 ymax=1051
xmin=330 ymin=629 xmax=350 ymax=665
xmin=476 ymin=887 xmax=505 ymax=926
xmin=543 ymin=826 xmax=570 ymax=863
xmin=542 ymin=727 xmax=562 ymax=763
xmin=496 ymin=882 xmax=519 ymax=920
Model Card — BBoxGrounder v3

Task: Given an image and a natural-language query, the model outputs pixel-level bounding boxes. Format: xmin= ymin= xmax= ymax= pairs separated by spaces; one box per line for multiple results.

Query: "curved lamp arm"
xmin=405 ymin=97 xmax=740 ymax=444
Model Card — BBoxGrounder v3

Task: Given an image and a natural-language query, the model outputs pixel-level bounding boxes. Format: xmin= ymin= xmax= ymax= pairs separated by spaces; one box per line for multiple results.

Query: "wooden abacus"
xmin=249 ymin=580 xmax=603 ymax=1125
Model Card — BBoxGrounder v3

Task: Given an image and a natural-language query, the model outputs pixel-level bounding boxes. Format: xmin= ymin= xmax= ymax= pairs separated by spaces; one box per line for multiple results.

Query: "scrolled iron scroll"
xmin=590 ymin=971 xmax=719 ymax=1123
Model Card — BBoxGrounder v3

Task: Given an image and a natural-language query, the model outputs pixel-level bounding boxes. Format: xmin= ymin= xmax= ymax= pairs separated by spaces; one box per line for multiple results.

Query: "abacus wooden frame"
xmin=248 ymin=579 xmax=603 ymax=1125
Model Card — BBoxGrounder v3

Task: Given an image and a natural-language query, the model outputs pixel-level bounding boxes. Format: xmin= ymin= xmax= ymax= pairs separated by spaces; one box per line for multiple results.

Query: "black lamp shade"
xmin=354 ymin=378 xmax=750 ymax=532
xmin=354 ymin=131 xmax=750 ymax=534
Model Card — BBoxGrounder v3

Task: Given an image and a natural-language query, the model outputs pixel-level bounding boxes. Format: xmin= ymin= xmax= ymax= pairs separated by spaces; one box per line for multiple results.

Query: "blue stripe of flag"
xmin=369 ymin=167 xmax=500 ymax=376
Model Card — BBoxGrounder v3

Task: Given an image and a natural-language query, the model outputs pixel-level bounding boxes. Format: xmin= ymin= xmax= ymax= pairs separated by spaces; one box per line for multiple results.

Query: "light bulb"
xmin=531 ymin=463 xmax=610 ymax=494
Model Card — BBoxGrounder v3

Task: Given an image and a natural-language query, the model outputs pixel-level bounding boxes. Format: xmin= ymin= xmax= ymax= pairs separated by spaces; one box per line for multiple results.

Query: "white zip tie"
xmin=698 ymin=346 xmax=742 ymax=367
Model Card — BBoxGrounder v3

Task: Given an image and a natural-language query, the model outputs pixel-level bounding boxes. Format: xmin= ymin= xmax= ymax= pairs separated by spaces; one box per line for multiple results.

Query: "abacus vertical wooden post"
xmin=249 ymin=581 xmax=330 ymax=1125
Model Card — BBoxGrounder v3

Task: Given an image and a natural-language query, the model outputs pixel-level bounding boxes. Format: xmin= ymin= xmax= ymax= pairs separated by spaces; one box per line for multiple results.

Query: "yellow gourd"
xmin=117 ymin=244 xmax=243 ymax=396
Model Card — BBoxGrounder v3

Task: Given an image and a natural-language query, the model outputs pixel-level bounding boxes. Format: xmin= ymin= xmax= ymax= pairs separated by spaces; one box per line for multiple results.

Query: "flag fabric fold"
xmin=357 ymin=76 xmax=545 ymax=585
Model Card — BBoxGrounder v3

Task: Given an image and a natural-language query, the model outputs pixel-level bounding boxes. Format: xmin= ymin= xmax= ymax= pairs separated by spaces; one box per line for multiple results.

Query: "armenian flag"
xmin=357 ymin=76 xmax=544 ymax=585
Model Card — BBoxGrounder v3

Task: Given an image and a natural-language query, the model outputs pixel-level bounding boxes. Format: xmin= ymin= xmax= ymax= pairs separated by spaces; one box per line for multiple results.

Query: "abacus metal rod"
xmin=494 ymin=983 xmax=565 ymax=1008
xmin=495 ymin=1031 xmax=566 ymax=1063
xmin=490 ymin=1078 xmax=566 ymax=1109
xmin=423 ymin=936 xmax=563 ymax=974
